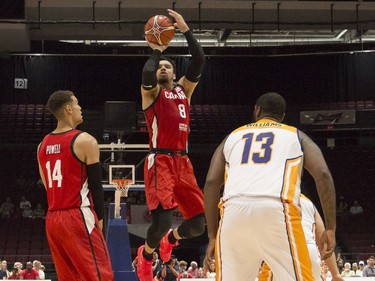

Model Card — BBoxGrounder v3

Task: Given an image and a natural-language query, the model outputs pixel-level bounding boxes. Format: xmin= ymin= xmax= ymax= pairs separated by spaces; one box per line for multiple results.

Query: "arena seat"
xmin=365 ymin=100 xmax=374 ymax=109
xmin=329 ymin=102 xmax=338 ymax=110
xmin=337 ymin=102 xmax=347 ymax=109
xmin=16 ymin=247 xmax=29 ymax=255
xmin=356 ymin=101 xmax=365 ymax=110
xmin=347 ymin=101 xmax=356 ymax=109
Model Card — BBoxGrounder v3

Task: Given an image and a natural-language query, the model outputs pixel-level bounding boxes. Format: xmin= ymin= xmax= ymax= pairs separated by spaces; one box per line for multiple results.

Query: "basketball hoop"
xmin=112 ymin=179 xmax=132 ymax=219
xmin=112 ymin=179 xmax=132 ymax=197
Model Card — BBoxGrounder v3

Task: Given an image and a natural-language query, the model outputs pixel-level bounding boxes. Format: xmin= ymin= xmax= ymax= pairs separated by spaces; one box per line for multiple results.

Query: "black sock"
xmin=168 ymin=230 xmax=178 ymax=244
xmin=142 ymin=249 xmax=153 ymax=260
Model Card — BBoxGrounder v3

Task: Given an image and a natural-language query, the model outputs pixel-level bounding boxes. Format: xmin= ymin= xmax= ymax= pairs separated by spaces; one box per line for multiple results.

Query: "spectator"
xmin=160 ymin=259 xmax=179 ymax=281
xmin=33 ymin=203 xmax=46 ymax=219
xmin=8 ymin=266 xmax=21 ymax=280
xmin=321 ymin=260 xmax=332 ymax=280
xmin=19 ymin=196 xmax=32 ymax=211
xmin=171 ymin=256 xmax=180 ymax=273
xmin=13 ymin=262 xmax=23 ymax=274
xmin=178 ymin=260 xmax=188 ymax=274
xmin=19 ymin=261 xmax=39 ymax=280
xmin=196 ymin=267 xmax=206 ymax=278
xmin=363 ymin=256 xmax=375 ymax=277
xmin=177 ymin=271 xmax=192 ymax=280
xmin=33 ymin=260 xmax=45 ymax=280
xmin=352 ymin=262 xmax=363 ymax=277
xmin=152 ymin=252 xmax=162 ymax=278
xmin=349 ymin=200 xmax=363 ymax=215
xmin=336 ymin=253 xmax=344 ymax=264
xmin=0 ymin=267 xmax=7 ymax=279
xmin=359 ymin=260 xmax=365 ymax=274
xmin=337 ymin=259 xmax=344 ymax=274
xmin=206 ymin=261 xmax=216 ymax=278
xmin=337 ymin=196 xmax=348 ymax=216
xmin=22 ymin=204 xmax=34 ymax=218
xmin=0 ymin=197 xmax=15 ymax=218
xmin=341 ymin=262 xmax=354 ymax=277
xmin=187 ymin=261 xmax=198 ymax=278
xmin=1 ymin=260 xmax=10 ymax=278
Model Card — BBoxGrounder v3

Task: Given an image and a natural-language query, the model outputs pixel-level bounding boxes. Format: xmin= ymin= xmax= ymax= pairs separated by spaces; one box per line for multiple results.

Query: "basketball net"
xmin=112 ymin=179 xmax=132 ymax=219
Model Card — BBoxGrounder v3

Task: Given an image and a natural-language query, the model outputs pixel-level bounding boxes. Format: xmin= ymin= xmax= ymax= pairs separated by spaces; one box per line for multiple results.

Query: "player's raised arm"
xmin=141 ymin=41 xmax=168 ymax=108
xmin=168 ymin=9 xmax=205 ymax=100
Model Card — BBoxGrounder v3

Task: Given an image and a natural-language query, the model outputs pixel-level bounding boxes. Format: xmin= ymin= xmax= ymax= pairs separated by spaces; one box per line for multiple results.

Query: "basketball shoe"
xmin=136 ymin=245 xmax=153 ymax=281
xmin=159 ymin=229 xmax=179 ymax=262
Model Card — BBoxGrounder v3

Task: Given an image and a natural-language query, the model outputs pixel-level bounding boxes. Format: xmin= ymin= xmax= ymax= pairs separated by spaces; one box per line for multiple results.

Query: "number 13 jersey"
xmin=38 ymin=129 xmax=92 ymax=211
xmin=223 ymin=118 xmax=303 ymax=205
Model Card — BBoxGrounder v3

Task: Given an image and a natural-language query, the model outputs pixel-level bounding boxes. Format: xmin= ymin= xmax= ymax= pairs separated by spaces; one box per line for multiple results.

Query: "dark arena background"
xmin=1 ymin=1 xmax=375 ymax=280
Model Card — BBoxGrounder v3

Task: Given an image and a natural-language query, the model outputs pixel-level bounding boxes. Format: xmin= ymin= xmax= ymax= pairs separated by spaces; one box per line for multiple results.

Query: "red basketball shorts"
xmin=46 ymin=208 xmax=114 ymax=281
xmin=144 ymin=153 xmax=204 ymax=219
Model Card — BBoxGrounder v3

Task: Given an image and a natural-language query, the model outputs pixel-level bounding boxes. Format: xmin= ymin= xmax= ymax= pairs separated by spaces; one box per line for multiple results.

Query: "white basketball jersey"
xmin=300 ymin=194 xmax=317 ymax=245
xmin=223 ymin=118 xmax=303 ymax=205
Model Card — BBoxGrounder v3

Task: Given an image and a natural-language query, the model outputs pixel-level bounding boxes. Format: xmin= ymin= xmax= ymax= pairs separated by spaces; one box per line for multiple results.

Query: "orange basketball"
xmin=144 ymin=15 xmax=175 ymax=46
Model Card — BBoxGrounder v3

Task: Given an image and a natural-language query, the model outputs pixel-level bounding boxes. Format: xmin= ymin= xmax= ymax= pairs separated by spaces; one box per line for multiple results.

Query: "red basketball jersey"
xmin=144 ymin=85 xmax=190 ymax=150
xmin=38 ymin=129 xmax=93 ymax=211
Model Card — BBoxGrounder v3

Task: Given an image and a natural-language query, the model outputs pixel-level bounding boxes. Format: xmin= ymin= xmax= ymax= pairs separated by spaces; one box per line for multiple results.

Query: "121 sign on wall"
xmin=14 ymin=78 xmax=28 ymax=89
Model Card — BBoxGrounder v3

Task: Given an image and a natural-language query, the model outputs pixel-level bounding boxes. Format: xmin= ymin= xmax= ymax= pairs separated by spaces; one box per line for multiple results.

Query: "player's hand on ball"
xmin=145 ymin=39 xmax=168 ymax=52
xmin=167 ymin=9 xmax=189 ymax=33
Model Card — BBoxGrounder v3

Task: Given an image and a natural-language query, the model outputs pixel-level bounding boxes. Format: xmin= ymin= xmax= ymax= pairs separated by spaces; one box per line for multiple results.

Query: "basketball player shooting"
xmin=136 ymin=9 xmax=206 ymax=281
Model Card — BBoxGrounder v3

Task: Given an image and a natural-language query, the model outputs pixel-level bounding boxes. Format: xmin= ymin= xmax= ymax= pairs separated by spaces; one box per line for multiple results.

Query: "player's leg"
xmin=162 ymin=155 xmax=205 ymax=261
xmin=261 ymin=201 xmax=315 ymax=281
xmin=260 ymin=246 xmax=321 ymax=281
xmin=46 ymin=209 xmax=113 ymax=281
xmin=78 ymin=208 xmax=114 ymax=281
xmin=218 ymin=198 xmax=262 ymax=281
xmin=46 ymin=222 xmax=81 ymax=280
xmin=307 ymin=244 xmax=323 ymax=281
xmin=137 ymin=206 xmax=174 ymax=280
xmin=144 ymin=154 xmax=178 ymax=212
xmin=173 ymin=155 xmax=205 ymax=225
xmin=138 ymin=154 xmax=176 ymax=280
xmin=147 ymin=205 xmax=174 ymax=248
xmin=46 ymin=210 xmax=83 ymax=280
xmin=258 ymin=262 xmax=274 ymax=281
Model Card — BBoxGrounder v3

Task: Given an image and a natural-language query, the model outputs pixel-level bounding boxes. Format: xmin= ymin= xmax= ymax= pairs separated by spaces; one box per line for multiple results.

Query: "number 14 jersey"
xmin=38 ymin=129 xmax=92 ymax=211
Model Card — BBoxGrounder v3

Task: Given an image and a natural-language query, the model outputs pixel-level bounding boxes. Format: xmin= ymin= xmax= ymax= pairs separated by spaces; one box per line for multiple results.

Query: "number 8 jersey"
xmin=223 ymin=118 xmax=303 ymax=205
xmin=38 ymin=129 xmax=92 ymax=211
xmin=143 ymin=85 xmax=190 ymax=151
